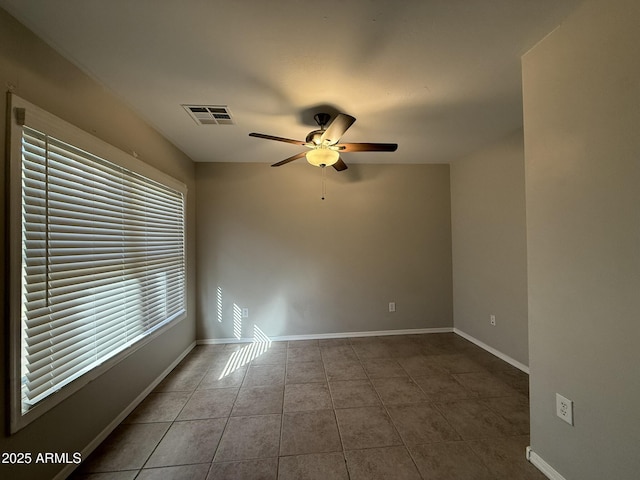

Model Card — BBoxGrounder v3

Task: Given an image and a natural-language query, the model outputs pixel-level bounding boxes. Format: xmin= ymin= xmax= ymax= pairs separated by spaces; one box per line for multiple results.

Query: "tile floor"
xmin=70 ymin=333 xmax=546 ymax=480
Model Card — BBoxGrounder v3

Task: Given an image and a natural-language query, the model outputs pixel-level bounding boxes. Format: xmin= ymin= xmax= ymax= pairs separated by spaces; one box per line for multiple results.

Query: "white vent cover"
xmin=182 ymin=105 xmax=234 ymax=125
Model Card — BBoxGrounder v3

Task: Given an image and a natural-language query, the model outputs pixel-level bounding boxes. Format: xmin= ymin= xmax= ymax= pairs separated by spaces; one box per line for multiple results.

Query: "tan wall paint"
xmin=0 ymin=9 xmax=196 ymax=479
xmin=450 ymin=129 xmax=529 ymax=366
xmin=195 ymin=162 xmax=453 ymax=340
xmin=523 ymin=0 xmax=640 ymax=477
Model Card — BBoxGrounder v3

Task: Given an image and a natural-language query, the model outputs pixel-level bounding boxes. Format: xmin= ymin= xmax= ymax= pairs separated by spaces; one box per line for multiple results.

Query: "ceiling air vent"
xmin=182 ymin=105 xmax=234 ymax=125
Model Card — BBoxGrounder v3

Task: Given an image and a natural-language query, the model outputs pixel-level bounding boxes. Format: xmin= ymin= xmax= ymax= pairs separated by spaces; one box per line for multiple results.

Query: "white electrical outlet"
xmin=556 ymin=393 xmax=574 ymax=425
xmin=388 ymin=302 xmax=396 ymax=312
xmin=490 ymin=314 xmax=496 ymax=326
xmin=242 ymin=308 xmax=249 ymax=318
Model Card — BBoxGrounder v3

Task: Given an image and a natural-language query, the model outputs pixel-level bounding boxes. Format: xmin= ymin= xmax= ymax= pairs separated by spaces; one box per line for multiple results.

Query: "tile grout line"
xmin=319 ymin=341 xmax=351 ymax=479
xmin=349 ymin=337 xmax=429 ymax=480
xmin=208 ymin=346 xmax=247 ymax=470
xmin=137 ymin=360 xmax=211 ymax=474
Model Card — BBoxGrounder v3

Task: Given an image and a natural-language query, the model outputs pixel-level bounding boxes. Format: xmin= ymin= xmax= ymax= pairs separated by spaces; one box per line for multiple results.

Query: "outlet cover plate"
xmin=556 ymin=393 xmax=574 ymax=425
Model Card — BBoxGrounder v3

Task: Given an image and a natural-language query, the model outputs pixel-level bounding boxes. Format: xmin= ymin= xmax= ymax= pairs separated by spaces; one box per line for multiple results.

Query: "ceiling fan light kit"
xmin=249 ymin=112 xmax=398 ymax=172
xmin=306 ymin=145 xmax=340 ymax=167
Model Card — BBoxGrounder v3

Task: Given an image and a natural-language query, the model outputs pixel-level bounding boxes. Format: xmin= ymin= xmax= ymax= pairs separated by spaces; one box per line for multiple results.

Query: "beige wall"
xmin=450 ymin=129 xmax=529 ymax=366
xmin=0 ymin=9 xmax=196 ymax=480
xmin=523 ymin=0 xmax=640 ymax=477
xmin=195 ymin=162 xmax=453 ymax=340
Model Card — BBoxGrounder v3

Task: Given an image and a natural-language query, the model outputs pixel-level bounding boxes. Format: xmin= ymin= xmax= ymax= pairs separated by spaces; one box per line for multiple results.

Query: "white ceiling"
xmin=2 ymin=0 xmax=583 ymax=164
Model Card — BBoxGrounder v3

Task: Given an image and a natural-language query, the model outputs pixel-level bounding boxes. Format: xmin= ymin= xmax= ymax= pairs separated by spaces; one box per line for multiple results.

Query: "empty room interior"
xmin=0 ymin=0 xmax=638 ymax=479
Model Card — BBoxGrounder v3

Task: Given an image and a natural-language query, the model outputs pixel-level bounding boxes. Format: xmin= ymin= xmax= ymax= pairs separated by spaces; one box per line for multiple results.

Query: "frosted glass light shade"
xmin=306 ymin=147 xmax=339 ymax=167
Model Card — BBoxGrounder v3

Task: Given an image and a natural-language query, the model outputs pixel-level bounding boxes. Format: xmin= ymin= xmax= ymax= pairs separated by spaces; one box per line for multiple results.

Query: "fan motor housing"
xmin=305 ymin=130 xmax=324 ymax=145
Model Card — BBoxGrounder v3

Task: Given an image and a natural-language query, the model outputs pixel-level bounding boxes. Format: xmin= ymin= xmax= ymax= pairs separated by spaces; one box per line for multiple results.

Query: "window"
xmin=7 ymin=94 xmax=187 ymax=432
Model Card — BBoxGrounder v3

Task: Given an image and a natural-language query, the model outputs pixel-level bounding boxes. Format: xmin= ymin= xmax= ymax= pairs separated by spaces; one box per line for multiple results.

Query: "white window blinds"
xmin=19 ymin=125 xmax=186 ymax=412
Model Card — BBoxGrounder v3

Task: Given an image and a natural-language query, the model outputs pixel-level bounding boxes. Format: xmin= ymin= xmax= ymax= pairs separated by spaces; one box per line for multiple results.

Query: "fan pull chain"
xmin=321 ymin=166 xmax=327 ymax=200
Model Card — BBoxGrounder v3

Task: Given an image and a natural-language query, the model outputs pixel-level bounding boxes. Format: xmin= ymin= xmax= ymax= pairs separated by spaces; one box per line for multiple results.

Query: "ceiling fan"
xmin=249 ymin=113 xmax=398 ymax=171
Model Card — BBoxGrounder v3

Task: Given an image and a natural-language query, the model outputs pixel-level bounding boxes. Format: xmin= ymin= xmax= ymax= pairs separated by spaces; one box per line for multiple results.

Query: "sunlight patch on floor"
xmin=218 ymin=324 xmax=272 ymax=379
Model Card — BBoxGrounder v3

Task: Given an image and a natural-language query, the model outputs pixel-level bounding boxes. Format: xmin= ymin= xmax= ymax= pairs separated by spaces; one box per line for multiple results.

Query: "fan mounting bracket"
xmin=313 ymin=113 xmax=331 ymax=129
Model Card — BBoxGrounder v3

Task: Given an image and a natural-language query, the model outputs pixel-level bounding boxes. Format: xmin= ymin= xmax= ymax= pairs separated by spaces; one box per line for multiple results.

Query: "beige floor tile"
xmin=334 ymin=406 xmax=402 ymax=450
xmin=396 ymin=356 xmax=449 ymax=377
xmin=371 ymin=377 xmax=428 ymax=405
xmin=420 ymin=337 xmax=473 ymax=355
xmin=137 ymin=464 xmax=210 ymax=480
xmin=169 ymin=360 xmax=211 ymax=377
xmin=419 ymin=343 xmax=458 ymax=355
xmin=491 ymin=369 xmax=531 ymax=395
xmin=182 ymin=350 xmax=230 ymax=369
xmin=243 ymin=364 xmax=285 ymax=387
xmin=481 ymin=395 xmax=530 ymax=434
xmin=352 ymin=342 xmax=394 ymax=359
xmin=231 ymin=385 xmax=284 ymax=416
xmin=318 ymin=338 xmax=351 ymax=347
xmin=412 ymin=374 xmax=476 ymax=402
xmin=207 ymin=457 xmax=278 ymax=480
xmin=287 ymin=346 xmax=322 ymax=363
xmin=383 ymin=341 xmax=424 ymax=358
xmin=145 ymin=418 xmax=226 ymax=467
xmin=278 ymin=452 xmax=349 ymax=480
xmin=409 ymin=442 xmax=493 ymax=480
xmin=80 ymin=423 xmax=171 ymax=472
xmin=320 ymin=345 xmax=358 ymax=363
xmin=387 ymin=403 xmax=460 ymax=444
xmin=323 ymin=359 xmax=367 ymax=381
xmin=467 ymin=350 xmax=521 ymax=372
xmin=284 ymin=383 xmax=332 ymax=412
xmin=424 ymin=333 xmax=474 ymax=350
xmin=124 ymin=392 xmax=192 ymax=423
xmin=249 ymin=350 xmax=287 ymax=366
xmin=154 ymin=368 xmax=207 ymax=392
xmin=344 ymin=446 xmax=421 ymax=480
xmin=467 ymin=435 xmax=547 ymax=480
xmin=280 ymin=410 xmax=342 ymax=456
xmin=214 ymin=414 xmax=282 ymax=462
xmin=198 ymin=365 xmax=247 ymax=389
xmin=453 ymin=371 xmax=520 ymax=398
xmin=288 ymin=339 xmax=320 ymax=348
xmin=285 ymin=361 xmax=326 ymax=384
xmin=434 ymin=399 xmax=518 ymax=439
xmin=431 ymin=354 xmax=487 ymax=374
xmin=361 ymin=358 xmax=408 ymax=378
xmin=265 ymin=341 xmax=288 ymax=352
xmin=177 ymin=388 xmax=238 ymax=420
xmin=348 ymin=336 xmax=380 ymax=344
xmin=329 ymin=379 xmax=381 ymax=409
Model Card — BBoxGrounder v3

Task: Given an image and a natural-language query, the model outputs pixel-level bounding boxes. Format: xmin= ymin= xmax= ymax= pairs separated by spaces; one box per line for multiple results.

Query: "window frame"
xmin=7 ymin=94 xmax=188 ymax=433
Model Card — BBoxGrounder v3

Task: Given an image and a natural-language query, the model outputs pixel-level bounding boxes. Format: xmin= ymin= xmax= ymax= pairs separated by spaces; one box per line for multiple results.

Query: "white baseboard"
xmin=197 ymin=327 xmax=454 ymax=345
xmin=55 ymin=341 xmax=197 ymax=480
xmin=526 ymin=446 xmax=567 ymax=480
xmin=453 ymin=328 xmax=529 ymax=374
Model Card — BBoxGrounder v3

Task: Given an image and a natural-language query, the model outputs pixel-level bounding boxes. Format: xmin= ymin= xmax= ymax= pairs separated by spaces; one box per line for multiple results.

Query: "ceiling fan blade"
xmin=271 ymin=151 xmax=307 ymax=167
xmin=249 ymin=132 xmax=306 ymax=146
xmin=320 ymin=114 xmax=356 ymax=144
xmin=332 ymin=158 xmax=348 ymax=171
xmin=338 ymin=143 xmax=398 ymax=152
